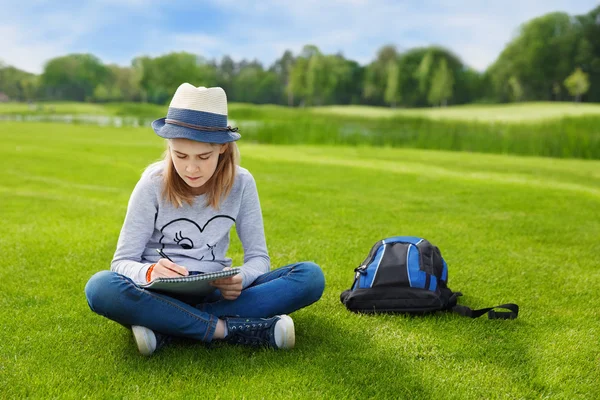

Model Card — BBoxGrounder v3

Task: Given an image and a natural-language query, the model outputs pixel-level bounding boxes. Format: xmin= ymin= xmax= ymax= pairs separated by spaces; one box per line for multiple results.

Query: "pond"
xmin=0 ymin=114 xmax=155 ymax=127
xmin=0 ymin=114 xmax=258 ymax=130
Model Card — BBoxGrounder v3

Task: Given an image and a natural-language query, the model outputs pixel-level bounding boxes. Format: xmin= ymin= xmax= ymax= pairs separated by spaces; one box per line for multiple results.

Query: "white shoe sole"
xmin=274 ymin=315 xmax=295 ymax=349
xmin=132 ymin=325 xmax=156 ymax=356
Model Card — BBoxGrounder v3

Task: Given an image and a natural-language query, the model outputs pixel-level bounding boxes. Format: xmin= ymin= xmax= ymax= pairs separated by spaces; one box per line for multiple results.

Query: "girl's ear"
xmin=219 ymin=143 xmax=228 ymax=154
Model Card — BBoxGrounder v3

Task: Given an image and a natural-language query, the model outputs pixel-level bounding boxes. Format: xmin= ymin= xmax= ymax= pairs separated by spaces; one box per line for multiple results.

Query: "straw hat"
xmin=152 ymin=83 xmax=240 ymax=143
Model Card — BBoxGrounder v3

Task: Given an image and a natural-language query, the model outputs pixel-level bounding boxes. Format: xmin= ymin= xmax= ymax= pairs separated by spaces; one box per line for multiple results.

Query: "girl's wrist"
xmin=146 ymin=264 xmax=156 ymax=282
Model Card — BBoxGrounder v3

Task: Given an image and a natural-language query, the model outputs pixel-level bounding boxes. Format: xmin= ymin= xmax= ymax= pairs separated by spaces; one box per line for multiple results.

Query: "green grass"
xmin=1 ymin=122 xmax=599 ymax=399
xmin=313 ymin=102 xmax=600 ymax=122
xmin=238 ymin=113 xmax=600 ymax=159
xmin=2 ymin=102 xmax=600 ymax=159
xmin=4 ymin=101 xmax=600 ymax=123
xmin=0 ymin=101 xmax=265 ymax=117
xmin=0 ymin=101 xmax=112 ymax=115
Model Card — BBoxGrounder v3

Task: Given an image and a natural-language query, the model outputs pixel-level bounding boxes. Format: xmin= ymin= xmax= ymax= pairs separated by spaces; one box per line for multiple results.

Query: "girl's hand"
xmin=211 ymin=269 xmax=243 ymax=300
xmin=151 ymin=258 xmax=189 ymax=280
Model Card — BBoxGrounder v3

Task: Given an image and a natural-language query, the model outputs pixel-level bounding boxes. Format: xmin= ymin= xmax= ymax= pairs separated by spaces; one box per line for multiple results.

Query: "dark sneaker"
xmin=224 ymin=315 xmax=295 ymax=349
xmin=131 ymin=325 xmax=170 ymax=356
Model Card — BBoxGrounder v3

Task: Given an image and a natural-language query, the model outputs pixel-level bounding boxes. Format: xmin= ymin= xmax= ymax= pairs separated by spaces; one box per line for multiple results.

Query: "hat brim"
xmin=152 ymin=118 xmax=241 ymax=144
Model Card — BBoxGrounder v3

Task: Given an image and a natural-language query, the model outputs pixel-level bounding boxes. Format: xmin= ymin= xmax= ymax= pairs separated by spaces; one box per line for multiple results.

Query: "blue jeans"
xmin=85 ymin=262 xmax=325 ymax=343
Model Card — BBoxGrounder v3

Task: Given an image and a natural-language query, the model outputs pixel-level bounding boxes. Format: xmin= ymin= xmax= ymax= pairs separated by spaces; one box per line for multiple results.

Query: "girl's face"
xmin=169 ymin=138 xmax=227 ymax=194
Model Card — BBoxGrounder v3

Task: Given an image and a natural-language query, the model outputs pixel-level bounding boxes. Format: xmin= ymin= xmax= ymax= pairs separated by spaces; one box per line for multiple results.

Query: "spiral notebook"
xmin=140 ymin=269 xmax=240 ymax=299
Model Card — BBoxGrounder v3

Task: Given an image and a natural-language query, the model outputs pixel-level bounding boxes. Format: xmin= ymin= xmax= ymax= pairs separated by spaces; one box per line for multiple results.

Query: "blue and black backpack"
xmin=340 ymin=237 xmax=519 ymax=319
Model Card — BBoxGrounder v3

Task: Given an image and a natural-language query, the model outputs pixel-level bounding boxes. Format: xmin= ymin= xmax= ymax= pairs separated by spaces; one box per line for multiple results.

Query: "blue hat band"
xmin=166 ymin=107 xmax=227 ymax=128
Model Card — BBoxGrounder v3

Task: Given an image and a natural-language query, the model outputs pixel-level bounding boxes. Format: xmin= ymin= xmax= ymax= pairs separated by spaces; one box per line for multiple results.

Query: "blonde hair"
xmin=161 ymin=141 xmax=240 ymax=209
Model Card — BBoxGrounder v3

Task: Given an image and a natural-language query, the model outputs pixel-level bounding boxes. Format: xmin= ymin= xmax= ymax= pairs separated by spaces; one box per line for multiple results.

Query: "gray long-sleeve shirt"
xmin=111 ymin=162 xmax=270 ymax=288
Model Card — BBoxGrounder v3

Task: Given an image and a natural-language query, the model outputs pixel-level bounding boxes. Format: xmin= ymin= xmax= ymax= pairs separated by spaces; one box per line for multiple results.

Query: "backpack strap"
xmin=447 ymin=291 xmax=519 ymax=319
xmin=452 ymin=303 xmax=519 ymax=319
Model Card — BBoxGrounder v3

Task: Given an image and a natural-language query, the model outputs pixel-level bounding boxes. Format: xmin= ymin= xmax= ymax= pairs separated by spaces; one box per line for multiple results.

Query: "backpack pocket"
xmin=340 ymin=287 xmax=454 ymax=314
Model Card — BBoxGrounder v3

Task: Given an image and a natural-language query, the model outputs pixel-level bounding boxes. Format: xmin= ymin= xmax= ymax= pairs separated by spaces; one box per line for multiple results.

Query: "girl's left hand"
xmin=211 ymin=270 xmax=243 ymax=300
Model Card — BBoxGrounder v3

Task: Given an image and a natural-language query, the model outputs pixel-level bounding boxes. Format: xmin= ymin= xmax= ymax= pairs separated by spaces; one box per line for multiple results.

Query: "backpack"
xmin=340 ymin=236 xmax=519 ymax=319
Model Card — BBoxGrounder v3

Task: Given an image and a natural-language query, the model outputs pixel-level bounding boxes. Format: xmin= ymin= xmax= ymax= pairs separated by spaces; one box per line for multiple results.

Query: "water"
xmin=0 ymin=114 xmax=258 ymax=130
xmin=0 ymin=114 xmax=154 ymax=128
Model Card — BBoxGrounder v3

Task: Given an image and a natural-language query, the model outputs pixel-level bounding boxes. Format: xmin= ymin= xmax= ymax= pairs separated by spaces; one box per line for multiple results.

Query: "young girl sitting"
xmin=85 ymin=83 xmax=325 ymax=356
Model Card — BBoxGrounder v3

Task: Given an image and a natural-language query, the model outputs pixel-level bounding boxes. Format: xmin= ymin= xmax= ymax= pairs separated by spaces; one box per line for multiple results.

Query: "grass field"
xmin=2 ymin=102 xmax=600 ymax=160
xmin=313 ymin=102 xmax=600 ymax=122
xmin=1 ymin=122 xmax=599 ymax=399
xmin=3 ymin=101 xmax=600 ymax=122
xmin=0 ymin=101 xmax=167 ymax=117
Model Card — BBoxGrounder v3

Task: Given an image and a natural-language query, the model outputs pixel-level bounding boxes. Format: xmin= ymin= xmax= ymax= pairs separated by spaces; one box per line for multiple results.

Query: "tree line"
xmin=1 ymin=6 xmax=598 ymax=107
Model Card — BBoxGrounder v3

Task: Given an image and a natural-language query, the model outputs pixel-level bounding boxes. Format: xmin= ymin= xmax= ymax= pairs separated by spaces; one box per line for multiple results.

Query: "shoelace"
xmin=229 ymin=322 xmax=273 ymax=346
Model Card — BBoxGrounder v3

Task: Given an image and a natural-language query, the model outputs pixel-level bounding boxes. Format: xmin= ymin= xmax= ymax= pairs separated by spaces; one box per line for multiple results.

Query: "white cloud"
xmin=0 ymin=24 xmax=72 ymax=73
xmin=0 ymin=0 xmax=159 ymax=72
xmin=0 ymin=0 xmax=597 ymax=73
xmin=169 ymin=33 xmax=225 ymax=57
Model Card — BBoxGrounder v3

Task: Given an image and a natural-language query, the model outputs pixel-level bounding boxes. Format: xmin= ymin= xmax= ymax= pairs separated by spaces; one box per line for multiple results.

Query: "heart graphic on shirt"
xmin=158 ymin=215 xmax=235 ymax=260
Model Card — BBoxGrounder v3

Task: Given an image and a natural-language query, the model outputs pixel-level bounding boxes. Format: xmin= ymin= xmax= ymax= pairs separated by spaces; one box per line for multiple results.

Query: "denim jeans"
xmin=85 ymin=262 xmax=325 ymax=343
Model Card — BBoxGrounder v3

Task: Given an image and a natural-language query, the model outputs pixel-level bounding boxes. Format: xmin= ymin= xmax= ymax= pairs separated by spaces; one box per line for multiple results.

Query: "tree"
xmin=362 ymin=45 xmax=398 ymax=105
xmin=552 ymin=82 xmax=562 ymax=101
xmin=324 ymin=54 xmax=361 ymax=105
xmin=415 ymin=51 xmax=433 ymax=96
xmin=428 ymin=59 xmax=454 ymax=106
xmin=460 ymin=67 xmax=484 ymax=103
xmin=362 ymin=66 xmax=379 ymax=103
xmin=270 ymin=50 xmax=295 ymax=106
xmin=576 ymin=6 xmax=600 ymax=102
xmin=288 ymin=45 xmax=331 ymax=106
xmin=93 ymin=84 xmax=110 ymax=102
xmin=133 ymin=52 xmax=217 ymax=104
xmin=564 ymin=67 xmax=590 ymax=101
xmin=0 ymin=63 xmax=38 ymax=101
xmin=384 ymin=61 xmax=400 ymax=107
xmin=102 ymin=64 xmax=142 ymax=102
xmin=335 ymin=58 xmax=363 ymax=104
xmin=300 ymin=44 xmax=321 ymax=59
xmin=217 ymin=55 xmax=236 ymax=96
xmin=4 ymin=3 xmax=599 ymax=106
xmin=233 ymin=63 xmax=261 ymax=102
xmin=508 ymin=76 xmax=524 ymax=102
xmin=306 ymin=50 xmax=326 ymax=105
xmin=255 ymin=71 xmax=282 ymax=104
xmin=288 ymin=56 xmax=308 ymax=106
xmin=231 ymin=61 xmax=281 ymax=104
xmin=41 ymin=54 xmax=109 ymax=101
xmin=486 ymin=12 xmax=582 ymax=102
xmin=289 ymin=50 xmax=359 ymax=106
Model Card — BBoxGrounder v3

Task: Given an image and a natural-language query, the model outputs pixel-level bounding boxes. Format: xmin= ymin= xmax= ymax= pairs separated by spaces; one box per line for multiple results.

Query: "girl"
xmin=85 ymin=83 xmax=325 ymax=356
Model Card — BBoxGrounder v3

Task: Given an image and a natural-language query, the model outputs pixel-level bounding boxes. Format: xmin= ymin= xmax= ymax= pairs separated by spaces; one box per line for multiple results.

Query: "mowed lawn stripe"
xmin=243 ymin=144 xmax=600 ymax=197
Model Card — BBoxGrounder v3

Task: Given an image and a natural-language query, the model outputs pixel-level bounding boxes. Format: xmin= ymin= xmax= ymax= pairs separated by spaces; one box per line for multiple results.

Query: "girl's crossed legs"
xmin=85 ymin=262 xmax=325 ymax=350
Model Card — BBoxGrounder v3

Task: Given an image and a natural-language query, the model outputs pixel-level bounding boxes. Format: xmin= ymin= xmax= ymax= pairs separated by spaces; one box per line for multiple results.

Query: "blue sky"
xmin=1 ymin=0 xmax=598 ymax=74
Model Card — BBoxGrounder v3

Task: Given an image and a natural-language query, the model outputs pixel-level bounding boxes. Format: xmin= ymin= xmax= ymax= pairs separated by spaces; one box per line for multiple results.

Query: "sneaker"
xmin=224 ymin=315 xmax=295 ymax=349
xmin=131 ymin=325 xmax=170 ymax=356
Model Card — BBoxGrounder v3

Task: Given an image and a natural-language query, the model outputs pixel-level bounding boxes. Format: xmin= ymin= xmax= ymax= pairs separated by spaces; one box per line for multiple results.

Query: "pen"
xmin=156 ymin=248 xmax=174 ymax=262
xmin=156 ymin=248 xmax=185 ymax=276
